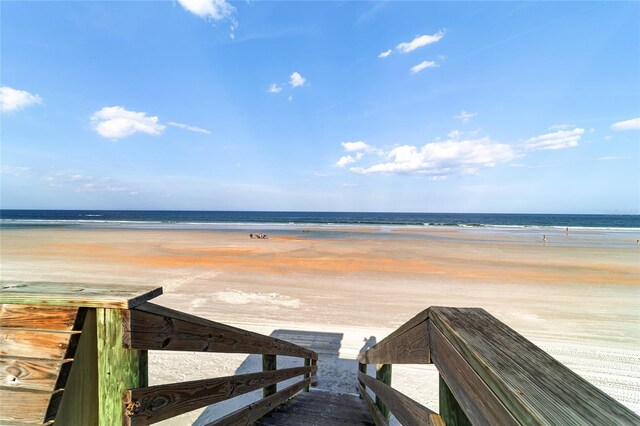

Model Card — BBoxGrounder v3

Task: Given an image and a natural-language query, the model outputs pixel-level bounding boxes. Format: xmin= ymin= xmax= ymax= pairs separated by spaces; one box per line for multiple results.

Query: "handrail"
xmin=357 ymin=306 xmax=640 ymax=426
xmin=122 ymin=302 xmax=317 ymax=425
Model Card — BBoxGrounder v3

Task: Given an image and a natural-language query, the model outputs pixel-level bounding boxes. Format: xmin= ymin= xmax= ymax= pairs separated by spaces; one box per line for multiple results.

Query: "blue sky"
xmin=1 ymin=1 xmax=638 ymax=213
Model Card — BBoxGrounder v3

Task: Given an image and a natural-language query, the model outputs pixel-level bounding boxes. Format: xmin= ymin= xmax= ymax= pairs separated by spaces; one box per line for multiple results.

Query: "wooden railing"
xmin=357 ymin=306 xmax=640 ymax=426
xmin=121 ymin=302 xmax=318 ymax=425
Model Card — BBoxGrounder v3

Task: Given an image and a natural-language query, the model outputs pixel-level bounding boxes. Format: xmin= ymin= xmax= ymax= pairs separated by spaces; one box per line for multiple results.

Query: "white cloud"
xmin=410 ymin=60 xmax=438 ymax=74
xmin=177 ymin=0 xmax=235 ymax=21
xmin=1 ymin=166 xmax=31 ymax=176
xmin=336 ymin=152 xmax=364 ymax=168
xmin=524 ymin=128 xmax=584 ymax=151
xmin=378 ymin=49 xmax=392 ymax=58
xmin=347 ymin=137 xmax=516 ymax=176
xmin=598 ymin=156 xmax=625 ymax=161
xmin=267 ymin=83 xmax=282 ymax=93
xmin=448 ymin=130 xmax=462 ymax=140
xmin=453 ymin=111 xmax=477 ymax=123
xmin=43 ymin=172 xmax=135 ymax=194
xmin=342 ymin=141 xmax=372 ymax=152
xmin=0 ymin=86 xmax=43 ymax=112
xmin=396 ymin=30 xmax=445 ymax=54
xmin=288 ymin=95 xmax=294 ymax=101
xmin=168 ymin=122 xmax=211 ymax=134
xmin=91 ymin=106 xmax=165 ymax=139
xmin=611 ymin=117 xmax=640 ymax=131
xmin=290 ymin=72 xmax=306 ymax=88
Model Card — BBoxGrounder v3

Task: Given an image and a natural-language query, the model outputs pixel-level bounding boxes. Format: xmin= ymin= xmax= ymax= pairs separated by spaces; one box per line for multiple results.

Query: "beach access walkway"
xmin=1 ymin=281 xmax=639 ymax=425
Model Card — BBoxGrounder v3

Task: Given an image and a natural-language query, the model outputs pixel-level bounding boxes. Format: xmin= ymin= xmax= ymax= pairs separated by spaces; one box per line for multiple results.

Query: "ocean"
xmin=0 ymin=210 xmax=638 ymax=230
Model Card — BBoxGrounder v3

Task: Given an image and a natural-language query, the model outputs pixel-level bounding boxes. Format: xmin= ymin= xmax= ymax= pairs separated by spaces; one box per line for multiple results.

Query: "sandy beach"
xmin=1 ymin=224 xmax=639 ymax=424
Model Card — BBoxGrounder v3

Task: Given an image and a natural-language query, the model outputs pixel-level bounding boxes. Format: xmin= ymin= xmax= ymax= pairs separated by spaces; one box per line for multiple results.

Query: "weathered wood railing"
xmin=357 ymin=306 xmax=640 ymax=426
xmin=0 ymin=281 xmax=317 ymax=425
xmin=122 ymin=302 xmax=318 ymax=425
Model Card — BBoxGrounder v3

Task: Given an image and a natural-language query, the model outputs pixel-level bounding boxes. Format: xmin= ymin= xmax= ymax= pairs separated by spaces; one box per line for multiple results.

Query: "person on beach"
xmin=543 ymin=235 xmax=547 ymax=244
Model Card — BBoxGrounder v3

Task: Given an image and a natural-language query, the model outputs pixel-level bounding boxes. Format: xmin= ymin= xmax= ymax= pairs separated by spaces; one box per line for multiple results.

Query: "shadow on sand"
xmin=193 ymin=330 xmax=377 ymax=425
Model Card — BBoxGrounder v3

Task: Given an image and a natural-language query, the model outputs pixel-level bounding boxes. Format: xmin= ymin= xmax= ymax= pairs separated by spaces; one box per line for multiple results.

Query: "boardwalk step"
xmin=255 ymin=389 xmax=374 ymax=426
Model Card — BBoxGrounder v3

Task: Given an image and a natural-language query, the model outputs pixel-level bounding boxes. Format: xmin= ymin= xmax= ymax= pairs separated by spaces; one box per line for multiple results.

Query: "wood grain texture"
xmin=375 ymin=364 xmax=391 ymax=421
xmin=0 ymin=358 xmax=70 ymax=392
xmin=0 ymin=305 xmax=81 ymax=331
xmin=358 ymin=321 xmax=429 ymax=365
xmin=439 ymin=374 xmax=472 ymax=426
xmin=262 ymin=355 xmax=277 ymax=398
xmin=55 ymin=308 xmax=99 ymax=426
xmin=205 ymin=377 xmax=311 ymax=426
xmin=357 ymin=383 xmax=387 ymax=426
xmin=0 ymin=281 xmax=162 ymax=309
xmin=429 ymin=307 xmax=640 ymax=425
xmin=0 ymin=329 xmax=77 ymax=360
xmin=429 ymin=320 xmax=518 ymax=426
xmin=124 ymin=365 xmax=316 ymax=425
xmin=358 ymin=371 xmax=443 ymax=426
xmin=97 ymin=308 xmax=148 ymax=426
xmin=126 ymin=304 xmax=317 ymax=359
xmin=0 ymin=388 xmax=52 ymax=423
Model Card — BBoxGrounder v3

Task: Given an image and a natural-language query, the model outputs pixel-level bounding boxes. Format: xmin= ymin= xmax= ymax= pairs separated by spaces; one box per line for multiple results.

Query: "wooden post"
xmin=357 ymin=363 xmax=367 ymax=397
xmin=311 ymin=359 xmax=318 ymax=386
xmin=262 ymin=354 xmax=277 ymax=398
xmin=439 ymin=374 xmax=472 ymax=426
xmin=97 ymin=308 xmax=148 ymax=426
xmin=304 ymin=358 xmax=311 ymax=392
xmin=375 ymin=363 xmax=391 ymax=421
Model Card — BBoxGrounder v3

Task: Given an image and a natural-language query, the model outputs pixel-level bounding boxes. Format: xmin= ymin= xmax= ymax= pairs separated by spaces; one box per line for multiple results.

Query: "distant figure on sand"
xmin=543 ymin=235 xmax=547 ymax=244
xmin=565 ymin=227 xmax=569 ymax=235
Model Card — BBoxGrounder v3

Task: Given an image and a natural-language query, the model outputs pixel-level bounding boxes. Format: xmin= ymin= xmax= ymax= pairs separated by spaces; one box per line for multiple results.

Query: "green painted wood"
xmin=97 ymin=308 xmax=148 ymax=426
xmin=262 ymin=354 xmax=277 ymax=398
xmin=375 ymin=363 xmax=391 ymax=422
xmin=55 ymin=309 xmax=99 ymax=425
xmin=439 ymin=374 xmax=472 ymax=426
xmin=0 ymin=281 xmax=162 ymax=309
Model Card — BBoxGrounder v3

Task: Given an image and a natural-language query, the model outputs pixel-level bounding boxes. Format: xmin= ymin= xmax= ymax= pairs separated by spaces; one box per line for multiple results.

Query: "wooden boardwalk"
xmin=255 ymin=389 xmax=374 ymax=426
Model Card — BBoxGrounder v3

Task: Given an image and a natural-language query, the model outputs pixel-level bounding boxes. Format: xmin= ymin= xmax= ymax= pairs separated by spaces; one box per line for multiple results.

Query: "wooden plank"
xmin=205 ymin=377 xmax=310 ymax=426
xmin=357 ymin=383 xmax=387 ymax=426
xmin=0 ymin=281 xmax=162 ymax=309
xmin=429 ymin=307 xmax=640 ymax=425
xmin=375 ymin=364 xmax=391 ymax=421
xmin=55 ymin=308 xmax=99 ymax=426
xmin=125 ymin=304 xmax=317 ymax=359
xmin=97 ymin=308 xmax=148 ymax=426
xmin=0 ymin=358 xmax=70 ymax=392
xmin=262 ymin=355 xmax=277 ymax=398
xmin=358 ymin=371 xmax=444 ymax=426
xmin=358 ymin=320 xmax=429 ymax=365
xmin=0 ymin=305 xmax=81 ymax=331
xmin=0 ymin=329 xmax=77 ymax=360
xmin=304 ymin=358 xmax=310 ymax=392
xmin=0 ymin=387 xmax=53 ymax=423
xmin=439 ymin=374 xmax=472 ymax=426
xmin=429 ymin=320 xmax=518 ymax=425
xmin=123 ymin=365 xmax=316 ymax=425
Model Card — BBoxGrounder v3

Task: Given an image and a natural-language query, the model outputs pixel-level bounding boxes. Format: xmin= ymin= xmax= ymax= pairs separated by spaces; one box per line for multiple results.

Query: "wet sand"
xmin=1 ymin=225 xmax=639 ymax=423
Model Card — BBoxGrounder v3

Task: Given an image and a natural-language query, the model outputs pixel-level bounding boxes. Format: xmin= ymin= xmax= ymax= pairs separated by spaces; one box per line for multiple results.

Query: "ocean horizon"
xmin=1 ymin=209 xmax=638 ymax=230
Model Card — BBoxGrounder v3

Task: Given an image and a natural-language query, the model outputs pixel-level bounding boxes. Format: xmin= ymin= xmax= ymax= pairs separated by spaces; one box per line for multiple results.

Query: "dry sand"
xmin=1 ymin=225 xmax=639 ymax=424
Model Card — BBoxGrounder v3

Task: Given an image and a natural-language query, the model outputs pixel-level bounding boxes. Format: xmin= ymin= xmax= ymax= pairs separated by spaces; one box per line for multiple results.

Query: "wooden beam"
xmin=123 ymin=365 xmax=315 ymax=425
xmin=0 ymin=388 xmax=54 ymax=423
xmin=357 ymin=382 xmax=388 ymax=426
xmin=0 ymin=281 xmax=162 ymax=309
xmin=439 ymin=374 xmax=472 ymax=426
xmin=375 ymin=364 xmax=391 ymax=421
xmin=205 ymin=377 xmax=310 ymax=425
xmin=358 ymin=371 xmax=444 ymax=426
xmin=97 ymin=308 xmax=147 ymax=426
xmin=304 ymin=358 xmax=311 ymax=392
xmin=429 ymin=319 xmax=518 ymax=425
xmin=358 ymin=320 xmax=429 ymax=364
xmin=429 ymin=307 xmax=640 ymax=425
xmin=0 ymin=305 xmax=82 ymax=331
xmin=0 ymin=329 xmax=79 ymax=360
xmin=0 ymin=358 xmax=70 ymax=392
xmin=55 ymin=309 xmax=99 ymax=426
xmin=125 ymin=303 xmax=317 ymax=359
xmin=262 ymin=355 xmax=277 ymax=398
